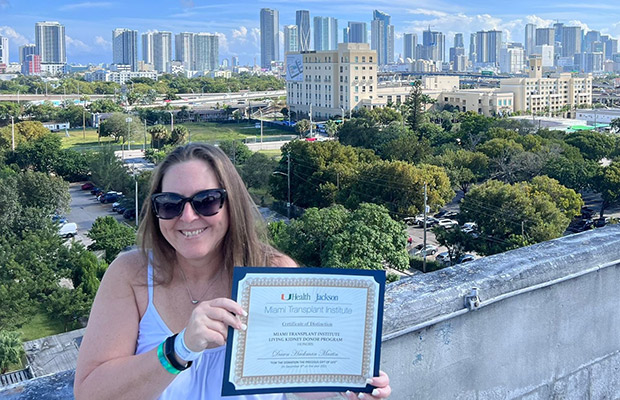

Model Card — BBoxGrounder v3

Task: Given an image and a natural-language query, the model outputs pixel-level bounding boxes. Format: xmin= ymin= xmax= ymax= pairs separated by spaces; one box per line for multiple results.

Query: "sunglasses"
xmin=151 ymin=188 xmax=227 ymax=220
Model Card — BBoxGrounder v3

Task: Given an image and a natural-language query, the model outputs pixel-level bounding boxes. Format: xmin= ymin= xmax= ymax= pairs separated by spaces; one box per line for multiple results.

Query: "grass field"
xmin=19 ymin=309 xmax=68 ymax=342
xmin=60 ymin=121 xmax=294 ymax=152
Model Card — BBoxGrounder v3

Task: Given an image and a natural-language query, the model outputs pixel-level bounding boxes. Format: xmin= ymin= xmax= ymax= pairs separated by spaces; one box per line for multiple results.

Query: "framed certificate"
xmin=222 ymin=267 xmax=385 ymax=396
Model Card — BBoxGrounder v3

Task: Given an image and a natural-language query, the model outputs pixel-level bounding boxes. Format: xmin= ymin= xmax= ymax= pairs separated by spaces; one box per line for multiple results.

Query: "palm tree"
xmin=148 ymin=124 xmax=169 ymax=149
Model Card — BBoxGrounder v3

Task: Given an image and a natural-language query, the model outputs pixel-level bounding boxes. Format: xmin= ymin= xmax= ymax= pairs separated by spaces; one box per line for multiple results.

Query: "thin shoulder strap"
xmin=147 ymin=260 xmax=154 ymax=305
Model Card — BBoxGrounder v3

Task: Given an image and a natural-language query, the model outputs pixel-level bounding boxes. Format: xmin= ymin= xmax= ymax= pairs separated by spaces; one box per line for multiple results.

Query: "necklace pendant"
xmin=191 ymin=300 xmax=199 ymax=304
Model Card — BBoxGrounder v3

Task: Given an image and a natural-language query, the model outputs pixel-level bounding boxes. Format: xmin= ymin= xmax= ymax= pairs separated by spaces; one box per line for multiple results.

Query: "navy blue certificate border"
xmin=222 ymin=266 xmax=385 ymax=397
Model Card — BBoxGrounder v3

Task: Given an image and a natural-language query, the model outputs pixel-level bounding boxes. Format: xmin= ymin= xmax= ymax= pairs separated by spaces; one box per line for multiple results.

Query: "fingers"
xmin=359 ymin=370 xmax=391 ymax=399
xmin=184 ymin=298 xmax=248 ymax=350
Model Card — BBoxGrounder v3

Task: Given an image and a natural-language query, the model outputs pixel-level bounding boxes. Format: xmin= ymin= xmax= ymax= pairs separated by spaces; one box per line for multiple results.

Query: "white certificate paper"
xmin=222 ymin=267 xmax=385 ymax=396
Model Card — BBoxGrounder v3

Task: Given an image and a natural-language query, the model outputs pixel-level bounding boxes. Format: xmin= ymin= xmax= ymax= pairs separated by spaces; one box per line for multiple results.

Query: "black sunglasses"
xmin=151 ymin=188 xmax=227 ymax=220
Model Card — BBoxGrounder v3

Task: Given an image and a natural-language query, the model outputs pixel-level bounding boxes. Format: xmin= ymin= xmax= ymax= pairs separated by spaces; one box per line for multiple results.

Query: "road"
xmin=65 ymin=183 xmax=129 ymax=247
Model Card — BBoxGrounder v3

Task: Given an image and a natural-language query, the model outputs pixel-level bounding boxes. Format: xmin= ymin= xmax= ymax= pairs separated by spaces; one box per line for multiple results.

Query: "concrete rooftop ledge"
xmin=383 ymin=225 xmax=620 ymax=340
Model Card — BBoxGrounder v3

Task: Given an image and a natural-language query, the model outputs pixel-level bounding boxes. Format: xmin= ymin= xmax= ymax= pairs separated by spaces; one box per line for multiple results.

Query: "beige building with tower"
xmin=499 ymin=56 xmax=592 ymax=114
xmin=285 ymin=43 xmax=377 ymax=119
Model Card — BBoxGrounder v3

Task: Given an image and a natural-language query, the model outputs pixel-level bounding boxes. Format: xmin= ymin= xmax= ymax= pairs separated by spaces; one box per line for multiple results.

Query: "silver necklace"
xmin=178 ymin=267 xmax=215 ymax=305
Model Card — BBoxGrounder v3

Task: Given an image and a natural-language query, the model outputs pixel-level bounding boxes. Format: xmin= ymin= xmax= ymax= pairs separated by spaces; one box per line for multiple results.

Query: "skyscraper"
xmin=35 ymin=21 xmax=66 ymax=64
xmin=0 ymin=36 xmax=8 ymax=65
xmin=175 ymin=32 xmax=195 ymax=70
xmin=142 ymin=32 xmax=154 ymax=65
xmin=403 ymin=33 xmax=417 ymax=60
xmin=113 ymin=28 xmax=138 ymax=72
xmin=19 ymin=44 xmax=36 ymax=65
xmin=296 ymin=10 xmax=310 ymax=52
xmin=449 ymin=33 xmax=465 ymax=69
xmin=422 ymin=28 xmax=444 ymax=62
xmin=194 ymin=33 xmax=218 ymax=71
xmin=313 ymin=17 xmax=337 ymax=51
xmin=284 ymin=25 xmax=299 ymax=54
xmin=371 ymin=10 xmax=394 ymax=65
xmin=260 ymin=8 xmax=279 ymax=69
xmin=525 ymin=23 xmax=536 ymax=57
xmin=584 ymin=30 xmax=601 ymax=53
xmin=535 ymin=28 xmax=554 ymax=46
xmin=475 ymin=30 xmax=502 ymax=65
xmin=153 ymin=31 xmax=172 ymax=73
xmin=348 ymin=22 xmax=367 ymax=44
xmin=561 ymin=26 xmax=582 ymax=57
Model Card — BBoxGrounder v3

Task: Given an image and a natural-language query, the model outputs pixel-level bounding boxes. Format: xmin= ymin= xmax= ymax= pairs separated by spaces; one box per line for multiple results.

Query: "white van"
xmin=58 ymin=222 xmax=78 ymax=238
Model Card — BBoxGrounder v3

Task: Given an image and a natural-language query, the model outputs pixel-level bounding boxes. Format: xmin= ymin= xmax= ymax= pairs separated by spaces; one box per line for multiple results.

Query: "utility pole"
xmin=82 ymin=108 xmax=86 ymax=139
xmin=259 ymin=109 xmax=263 ymax=149
xmin=126 ymin=117 xmax=133 ymax=151
xmin=309 ymin=104 xmax=313 ymax=137
xmin=423 ymin=182 xmax=428 ymax=273
xmin=143 ymin=120 xmax=147 ymax=151
xmin=287 ymin=151 xmax=291 ymax=219
xmin=10 ymin=116 xmax=15 ymax=151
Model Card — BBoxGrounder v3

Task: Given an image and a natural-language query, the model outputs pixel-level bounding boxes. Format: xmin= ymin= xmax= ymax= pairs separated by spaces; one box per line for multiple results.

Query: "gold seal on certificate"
xmin=222 ymin=267 xmax=385 ymax=396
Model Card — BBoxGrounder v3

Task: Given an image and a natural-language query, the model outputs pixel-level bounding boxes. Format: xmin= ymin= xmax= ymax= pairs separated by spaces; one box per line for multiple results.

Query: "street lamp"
xmin=168 ymin=111 xmax=174 ymax=133
xmin=126 ymin=117 xmax=133 ymax=151
xmin=10 ymin=116 xmax=15 ymax=151
xmin=258 ymin=108 xmax=263 ymax=149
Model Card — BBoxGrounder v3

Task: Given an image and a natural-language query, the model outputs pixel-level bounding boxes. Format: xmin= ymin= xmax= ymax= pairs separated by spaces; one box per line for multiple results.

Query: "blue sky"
xmin=2 ymin=0 xmax=620 ymax=65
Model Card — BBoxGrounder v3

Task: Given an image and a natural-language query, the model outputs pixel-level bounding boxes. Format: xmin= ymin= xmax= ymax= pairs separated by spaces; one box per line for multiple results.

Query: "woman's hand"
xmin=342 ymin=371 xmax=391 ymax=399
xmin=182 ymin=298 xmax=247 ymax=352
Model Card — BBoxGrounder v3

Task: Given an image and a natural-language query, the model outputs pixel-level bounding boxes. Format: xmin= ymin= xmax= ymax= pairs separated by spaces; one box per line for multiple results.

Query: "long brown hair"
xmin=138 ymin=143 xmax=280 ymax=284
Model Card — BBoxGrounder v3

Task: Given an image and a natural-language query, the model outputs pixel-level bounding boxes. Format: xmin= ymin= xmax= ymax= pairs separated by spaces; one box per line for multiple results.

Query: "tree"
xmin=434 ymin=149 xmax=489 ymax=193
xmin=169 ymin=125 xmax=189 ymax=146
xmin=240 ymin=152 xmax=277 ymax=190
xmin=380 ymin=131 xmax=432 ymax=164
xmin=295 ymin=119 xmax=311 ymax=136
xmin=15 ymin=170 xmax=71 ymax=215
xmin=148 ymin=124 xmax=169 ymax=149
xmin=88 ymin=146 xmax=133 ymax=194
xmin=403 ymin=80 xmax=423 ymax=132
xmin=0 ymin=331 xmax=23 ymax=374
xmin=87 ymin=216 xmax=136 ymax=263
xmin=564 ymin=131 xmax=615 ymax=161
xmin=99 ymin=113 xmax=143 ymax=143
xmin=324 ymin=120 xmax=339 ymax=137
xmin=594 ymin=163 xmax=620 ymax=217
xmin=45 ymin=286 xmax=93 ymax=331
xmin=218 ymin=140 xmax=252 ymax=165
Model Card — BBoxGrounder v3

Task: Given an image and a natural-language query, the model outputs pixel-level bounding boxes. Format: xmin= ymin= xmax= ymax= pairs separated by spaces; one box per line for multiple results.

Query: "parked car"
xmin=568 ymin=219 xmax=593 ymax=233
xmin=417 ymin=217 xmax=439 ymax=227
xmin=114 ymin=198 xmax=134 ymax=213
xmin=462 ymin=222 xmax=478 ymax=230
xmin=90 ymin=187 xmax=101 ymax=195
xmin=123 ymin=208 xmax=136 ymax=220
xmin=403 ymin=215 xmax=424 ymax=226
xmin=594 ymin=217 xmax=610 ymax=228
xmin=410 ymin=244 xmax=438 ymax=257
xmin=435 ymin=251 xmax=451 ymax=264
xmin=81 ymin=182 xmax=94 ymax=190
xmin=51 ymin=214 xmax=67 ymax=224
xmin=437 ymin=219 xmax=458 ymax=229
xmin=434 ymin=210 xmax=459 ymax=219
xmin=457 ymin=254 xmax=476 ymax=264
xmin=58 ymin=222 xmax=78 ymax=238
xmin=100 ymin=191 xmax=122 ymax=204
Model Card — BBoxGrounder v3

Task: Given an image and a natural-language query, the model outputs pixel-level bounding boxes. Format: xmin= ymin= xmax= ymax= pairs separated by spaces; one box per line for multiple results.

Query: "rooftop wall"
xmin=2 ymin=227 xmax=620 ymax=399
xmin=381 ymin=225 xmax=620 ymax=399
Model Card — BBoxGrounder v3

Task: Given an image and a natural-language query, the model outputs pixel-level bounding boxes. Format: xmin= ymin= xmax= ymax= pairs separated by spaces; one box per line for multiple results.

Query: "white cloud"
xmin=407 ymin=8 xmax=448 ymax=18
xmin=250 ymin=28 xmax=260 ymax=47
xmin=66 ymin=35 xmax=91 ymax=52
xmin=59 ymin=2 xmax=114 ymax=11
xmin=0 ymin=26 xmax=30 ymax=46
xmin=215 ymin=32 xmax=229 ymax=53
xmin=232 ymin=26 xmax=248 ymax=42
xmin=94 ymin=36 xmax=112 ymax=50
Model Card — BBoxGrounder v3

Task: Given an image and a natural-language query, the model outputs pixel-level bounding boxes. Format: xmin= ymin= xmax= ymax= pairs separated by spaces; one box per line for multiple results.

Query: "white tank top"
xmin=135 ymin=264 xmax=286 ymax=400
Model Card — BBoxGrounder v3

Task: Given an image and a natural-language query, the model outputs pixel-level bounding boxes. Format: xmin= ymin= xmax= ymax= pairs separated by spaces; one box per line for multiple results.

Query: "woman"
xmin=74 ymin=143 xmax=391 ymax=399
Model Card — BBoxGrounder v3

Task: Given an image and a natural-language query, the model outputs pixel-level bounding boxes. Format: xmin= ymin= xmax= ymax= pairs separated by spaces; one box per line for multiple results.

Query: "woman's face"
xmin=158 ymin=159 xmax=229 ymax=264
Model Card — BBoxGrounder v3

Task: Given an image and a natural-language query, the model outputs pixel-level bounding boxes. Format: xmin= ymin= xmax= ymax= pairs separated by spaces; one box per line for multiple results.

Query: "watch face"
xmin=165 ymin=334 xmax=192 ymax=371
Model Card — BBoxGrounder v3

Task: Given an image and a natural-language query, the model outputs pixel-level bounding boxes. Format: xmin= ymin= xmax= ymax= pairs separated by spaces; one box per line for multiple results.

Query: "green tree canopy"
xmin=87 ymin=216 xmax=136 ymax=263
xmin=100 ymin=113 xmax=144 ymax=142
xmin=0 ymin=330 xmax=23 ymax=374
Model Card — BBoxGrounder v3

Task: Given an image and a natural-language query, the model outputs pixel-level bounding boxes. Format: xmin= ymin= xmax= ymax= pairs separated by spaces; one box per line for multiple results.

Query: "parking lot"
xmin=65 ymin=182 xmax=130 ymax=247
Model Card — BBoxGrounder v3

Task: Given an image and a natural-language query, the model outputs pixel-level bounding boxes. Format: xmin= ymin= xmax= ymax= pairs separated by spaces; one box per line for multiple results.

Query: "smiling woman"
xmin=73 ymin=143 xmax=392 ymax=400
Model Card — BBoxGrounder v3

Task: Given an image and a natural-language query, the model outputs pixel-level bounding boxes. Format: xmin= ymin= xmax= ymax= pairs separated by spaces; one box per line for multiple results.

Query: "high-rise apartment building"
xmin=422 ymin=28 xmax=444 ymax=62
xmin=0 ymin=36 xmax=8 ymax=65
xmin=403 ymin=33 xmax=417 ymax=60
xmin=113 ymin=28 xmax=138 ymax=72
xmin=475 ymin=30 xmax=502 ymax=66
xmin=286 ymin=43 xmax=377 ymax=118
xmin=152 ymin=31 xmax=172 ymax=73
xmin=469 ymin=33 xmax=477 ymax=62
xmin=601 ymin=36 xmax=618 ymax=60
xmin=561 ymin=26 xmax=582 ymax=57
xmin=296 ymin=10 xmax=311 ymax=52
xmin=525 ymin=23 xmax=536 ymax=57
xmin=284 ymin=25 xmax=299 ymax=54
xmin=35 ymin=21 xmax=66 ymax=64
xmin=584 ymin=30 xmax=601 ymax=53
xmin=194 ymin=33 xmax=218 ymax=71
xmin=347 ymin=22 xmax=367 ymax=44
xmin=535 ymin=28 xmax=554 ymax=46
xmin=313 ymin=17 xmax=338 ymax=51
xmin=175 ymin=32 xmax=194 ymax=70
xmin=371 ymin=10 xmax=394 ymax=65
xmin=500 ymin=43 xmax=524 ymax=74
xmin=19 ymin=44 xmax=36 ymax=65
xmin=449 ymin=33 xmax=465 ymax=70
xmin=260 ymin=8 xmax=279 ymax=69
xmin=142 ymin=32 xmax=154 ymax=65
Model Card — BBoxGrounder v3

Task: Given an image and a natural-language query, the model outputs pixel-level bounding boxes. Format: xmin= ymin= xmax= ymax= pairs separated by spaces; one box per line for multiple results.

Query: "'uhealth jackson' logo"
xmin=281 ymin=293 xmax=339 ymax=302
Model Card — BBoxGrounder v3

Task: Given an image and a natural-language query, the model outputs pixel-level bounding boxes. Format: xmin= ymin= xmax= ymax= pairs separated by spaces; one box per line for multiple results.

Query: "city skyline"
xmin=1 ymin=0 xmax=620 ymax=65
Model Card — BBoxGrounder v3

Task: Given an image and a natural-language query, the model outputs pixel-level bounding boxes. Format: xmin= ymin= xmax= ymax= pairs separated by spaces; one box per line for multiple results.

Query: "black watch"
xmin=164 ymin=334 xmax=193 ymax=371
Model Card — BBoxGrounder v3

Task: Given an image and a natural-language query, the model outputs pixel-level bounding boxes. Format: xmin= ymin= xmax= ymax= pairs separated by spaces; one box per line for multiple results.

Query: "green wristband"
xmin=157 ymin=341 xmax=181 ymax=375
